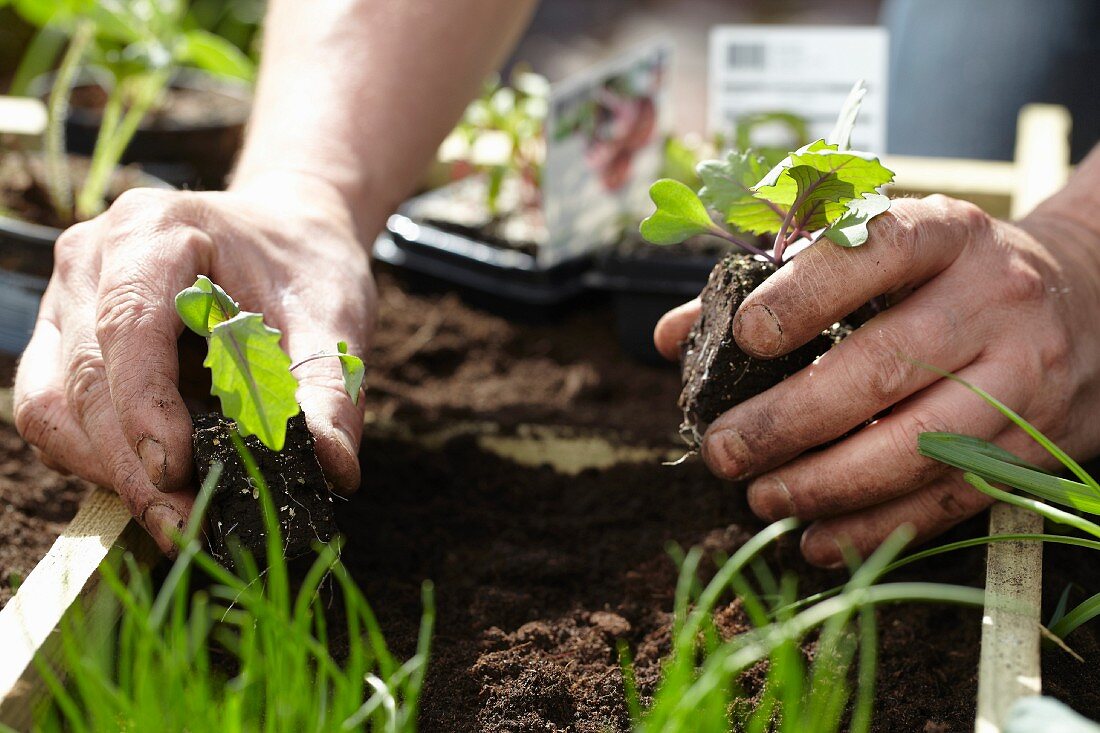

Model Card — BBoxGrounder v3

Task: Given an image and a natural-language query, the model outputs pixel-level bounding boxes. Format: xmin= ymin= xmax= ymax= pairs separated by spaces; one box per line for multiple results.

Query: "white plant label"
xmin=708 ymin=25 xmax=889 ymax=154
xmin=542 ymin=39 xmax=673 ymax=268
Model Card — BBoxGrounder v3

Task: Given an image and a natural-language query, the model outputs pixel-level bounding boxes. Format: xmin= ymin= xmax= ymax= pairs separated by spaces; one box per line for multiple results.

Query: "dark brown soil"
xmin=2 ymin=266 xmax=1098 ymax=730
xmin=192 ymin=411 xmax=337 ymax=567
xmin=679 ymin=254 xmax=848 ymax=446
xmin=69 ymin=83 xmax=250 ymax=130
xmin=0 ymin=420 xmax=91 ymax=609
xmin=340 ymin=430 xmax=992 ymax=733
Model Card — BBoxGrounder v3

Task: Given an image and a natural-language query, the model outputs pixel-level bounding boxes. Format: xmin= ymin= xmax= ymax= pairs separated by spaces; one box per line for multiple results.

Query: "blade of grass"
xmin=963 ymin=474 xmax=1100 ymax=539
xmin=918 ymin=433 xmax=1100 ymax=514
xmin=915 ymin=361 xmax=1100 ymax=497
xmin=1049 ymin=592 xmax=1100 ymax=639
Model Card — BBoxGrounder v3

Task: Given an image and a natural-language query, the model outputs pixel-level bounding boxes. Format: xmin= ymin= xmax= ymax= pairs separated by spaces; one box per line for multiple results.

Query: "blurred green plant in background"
xmin=1 ymin=0 xmax=256 ymax=222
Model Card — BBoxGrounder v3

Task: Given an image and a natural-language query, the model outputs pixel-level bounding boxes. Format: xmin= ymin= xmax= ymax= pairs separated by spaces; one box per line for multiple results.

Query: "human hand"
xmin=13 ymin=174 xmax=377 ymax=555
xmin=654 ymin=194 xmax=1100 ymax=567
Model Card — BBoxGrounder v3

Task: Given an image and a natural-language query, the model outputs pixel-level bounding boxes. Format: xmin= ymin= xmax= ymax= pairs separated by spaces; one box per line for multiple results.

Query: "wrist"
xmin=228 ymin=167 xmax=390 ymax=249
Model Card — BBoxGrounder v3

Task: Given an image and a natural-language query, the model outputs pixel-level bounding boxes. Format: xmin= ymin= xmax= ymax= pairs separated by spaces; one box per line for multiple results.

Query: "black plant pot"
xmin=34 ymin=70 xmax=251 ymax=190
xmin=0 ymin=163 xmax=171 ymax=355
xmin=586 ymin=236 xmax=731 ymax=364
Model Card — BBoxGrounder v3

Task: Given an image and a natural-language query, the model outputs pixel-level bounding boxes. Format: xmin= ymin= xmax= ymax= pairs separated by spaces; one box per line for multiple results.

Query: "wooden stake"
xmin=976 ymin=103 xmax=1072 ymax=733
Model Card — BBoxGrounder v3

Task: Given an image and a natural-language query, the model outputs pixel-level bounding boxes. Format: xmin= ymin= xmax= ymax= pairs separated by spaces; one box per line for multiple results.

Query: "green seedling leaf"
xmin=1049 ymin=584 xmax=1074 ymax=628
xmin=205 ymin=313 xmax=300 ymax=451
xmin=915 ymin=361 xmax=1100 ymax=496
xmin=754 ymin=147 xmax=894 ymax=231
xmin=336 ymin=341 xmax=365 ymax=405
xmin=639 ymin=178 xmax=716 ymax=245
xmin=697 ymin=151 xmax=783 ymax=235
xmin=175 ymin=275 xmax=240 ymax=337
xmin=827 ymin=80 xmax=867 ymax=152
xmin=179 ymin=28 xmax=257 ymax=81
xmin=822 ymin=193 xmax=892 ymax=247
xmin=961 ymin=473 xmax=1100 ymax=539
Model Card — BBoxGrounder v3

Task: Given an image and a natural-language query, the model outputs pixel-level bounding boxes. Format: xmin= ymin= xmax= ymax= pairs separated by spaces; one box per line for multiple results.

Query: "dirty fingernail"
xmin=137 ymin=436 xmax=167 ymax=489
xmin=748 ymin=476 xmax=795 ymax=520
xmin=735 ymin=304 xmax=783 ymax=357
xmin=703 ymin=428 xmax=751 ymax=480
xmin=801 ymin=527 xmax=844 ymax=569
xmin=143 ymin=503 xmax=186 ymax=557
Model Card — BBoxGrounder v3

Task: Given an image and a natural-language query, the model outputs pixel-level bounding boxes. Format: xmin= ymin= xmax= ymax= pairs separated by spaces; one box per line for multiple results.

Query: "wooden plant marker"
xmin=974 ymin=104 xmax=1072 ymax=733
xmin=0 ymin=488 xmax=156 ymax=730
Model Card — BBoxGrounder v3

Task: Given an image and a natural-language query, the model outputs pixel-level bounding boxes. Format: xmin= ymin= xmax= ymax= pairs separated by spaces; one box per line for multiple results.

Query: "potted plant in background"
xmin=9 ymin=0 xmax=256 ymax=190
xmin=0 ymin=0 xmax=255 ymax=354
xmin=381 ymin=69 xmax=597 ymax=319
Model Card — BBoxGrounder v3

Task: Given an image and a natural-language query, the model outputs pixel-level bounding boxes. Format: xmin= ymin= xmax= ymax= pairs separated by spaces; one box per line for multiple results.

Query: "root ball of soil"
xmin=678 ymin=253 xmax=849 ymax=445
xmin=192 ymin=412 xmax=338 ymax=566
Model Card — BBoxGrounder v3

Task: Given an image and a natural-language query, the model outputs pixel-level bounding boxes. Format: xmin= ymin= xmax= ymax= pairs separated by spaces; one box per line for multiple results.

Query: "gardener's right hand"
xmin=12 ymin=173 xmax=378 ymax=555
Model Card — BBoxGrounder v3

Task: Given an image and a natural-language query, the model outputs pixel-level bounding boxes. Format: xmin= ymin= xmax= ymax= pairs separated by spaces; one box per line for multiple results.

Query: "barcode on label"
xmin=727 ymin=43 xmax=766 ymax=69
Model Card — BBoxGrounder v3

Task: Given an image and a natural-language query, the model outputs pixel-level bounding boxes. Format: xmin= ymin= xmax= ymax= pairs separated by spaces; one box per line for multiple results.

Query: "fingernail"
xmin=143 ymin=503 xmax=186 ymax=558
xmin=735 ymin=304 xmax=783 ymax=357
xmin=801 ymin=528 xmax=844 ymax=569
xmin=137 ymin=436 xmax=167 ymax=489
xmin=748 ymin=476 xmax=795 ymax=520
xmin=334 ymin=425 xmax=358 ymax=460
xmin=703 ymin=428 xmax=751 ymax=480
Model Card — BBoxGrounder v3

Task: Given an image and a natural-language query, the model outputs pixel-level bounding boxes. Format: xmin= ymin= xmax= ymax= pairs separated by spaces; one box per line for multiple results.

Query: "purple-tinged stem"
xmin=289 ymin=353 xmax=341 ymax=372
xmin=708 ymin=225 xmax=779 ymax=265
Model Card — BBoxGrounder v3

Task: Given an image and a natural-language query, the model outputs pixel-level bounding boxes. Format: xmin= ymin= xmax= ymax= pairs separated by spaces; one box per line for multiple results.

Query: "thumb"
xmin=653 ymin=298 xmax=701 ymax=361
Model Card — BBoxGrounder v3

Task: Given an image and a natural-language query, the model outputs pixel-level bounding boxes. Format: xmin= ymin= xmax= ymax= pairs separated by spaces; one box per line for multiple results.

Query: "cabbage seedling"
xmin=640 ymin=81 xmax=895 ymax=264
xmin=174 ymin=275 xmax=364 ymax=452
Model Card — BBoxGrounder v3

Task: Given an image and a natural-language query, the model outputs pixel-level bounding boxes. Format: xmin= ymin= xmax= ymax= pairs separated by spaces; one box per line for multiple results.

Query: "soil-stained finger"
xmin=798 ymin=472 xmax=996 ymax=568
xmin=95 ymin=208 xmax=211 ymax=492
xmin=13 ymin=313 xmax=113 ymax=486
xmin=702 ymin=274 xmax=984 ymax=481
xmin=734 ymin=195 xmax=988 ymax=359
xmin=746 ymin=360 xmax=1022 ymax=522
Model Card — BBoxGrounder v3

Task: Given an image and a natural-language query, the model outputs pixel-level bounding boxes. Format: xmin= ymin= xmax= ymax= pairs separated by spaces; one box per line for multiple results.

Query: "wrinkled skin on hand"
xmin=13 ymin=175 xmax=376 ymax=555
xmin=654 ymin=194 xmax=1100 ymax=567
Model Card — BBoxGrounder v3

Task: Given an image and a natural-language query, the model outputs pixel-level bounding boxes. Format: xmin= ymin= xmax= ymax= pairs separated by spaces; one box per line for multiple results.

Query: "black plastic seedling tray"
xmin=377 ymin=213 xmax=596 ymax=321
xmin=586 ymin=239 xmax=726 ymax=364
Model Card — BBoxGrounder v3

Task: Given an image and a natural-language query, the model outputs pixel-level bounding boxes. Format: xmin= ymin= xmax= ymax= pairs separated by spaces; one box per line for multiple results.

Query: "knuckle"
xmin=1040 ymin=333 xmax=1071 ymax=375
xmin=108 ymin=187 xmax=171 ymax=219
xmin=917 ymin=477 xmax=984 ymax=524
xmin=843 ymin=329 xmax=918 ymax=404
xmin=13 ymin=388 xmax=62 ymax=448
xmin=998 ymin=255 xmax=1046 ymax=304
xmin=947 ymin=197 xmax=991 ymax=238
xmin=65 ymin=343 xmax=109 ymax=418
xmin=52 ymin=222 xmax=96 ymax=278
xmin=873 ymin=206 xmax=920 ymax=267
xmin=889 ymin=407 xmax=950 ymax=482
xmin=95 ymin=283 xmax=157 ymax=347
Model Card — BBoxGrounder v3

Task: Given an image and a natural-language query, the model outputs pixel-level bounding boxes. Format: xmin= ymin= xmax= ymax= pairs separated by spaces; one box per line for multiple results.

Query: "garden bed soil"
xmin=2 ymin=265 xmax=1098 ymax=730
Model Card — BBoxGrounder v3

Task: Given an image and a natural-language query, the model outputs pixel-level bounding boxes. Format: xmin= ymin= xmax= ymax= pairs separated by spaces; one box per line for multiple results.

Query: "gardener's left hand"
xmin=654 ymin=180 xmax=1100 ymax=567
